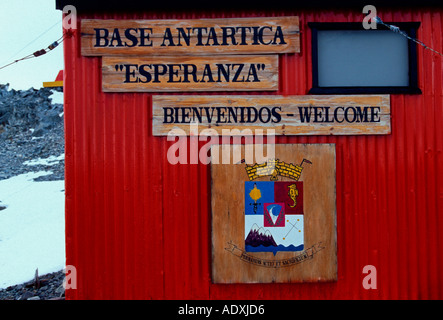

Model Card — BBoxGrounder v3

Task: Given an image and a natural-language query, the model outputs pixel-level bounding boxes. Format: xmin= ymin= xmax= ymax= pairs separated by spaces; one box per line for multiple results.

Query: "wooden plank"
xmin=152 ymin=94 xmax=391 ymax=135
xmin=102 ymin=55 xmax=278 ymax=92
xmin=81 ymin=16 xmax=300 ymax=56
xmin=211 ymin=144 xmax=337 ymax=283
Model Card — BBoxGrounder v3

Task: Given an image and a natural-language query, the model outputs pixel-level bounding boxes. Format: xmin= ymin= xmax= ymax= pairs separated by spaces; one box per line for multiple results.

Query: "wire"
xmin=376 ymin=16 xmax=443 ymax=58
xmin=0 ymin=34 xmax=66 ymax=71
xmin=4 ymin=20 xmax=62 ymax=64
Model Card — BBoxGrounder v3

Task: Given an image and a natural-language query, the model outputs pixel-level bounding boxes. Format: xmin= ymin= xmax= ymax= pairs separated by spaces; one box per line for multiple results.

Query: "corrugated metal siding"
xmin=64 ymin=8 xmax=443 ymax=299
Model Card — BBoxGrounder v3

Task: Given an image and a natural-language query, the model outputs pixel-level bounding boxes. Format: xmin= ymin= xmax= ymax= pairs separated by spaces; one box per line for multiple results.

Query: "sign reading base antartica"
xmin=211 ymin=144 xmax=336 ymax=283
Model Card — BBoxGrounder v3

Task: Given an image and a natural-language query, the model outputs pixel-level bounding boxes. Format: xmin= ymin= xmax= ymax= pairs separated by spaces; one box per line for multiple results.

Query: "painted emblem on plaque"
xmin=212 ymin=144 xmax=336 ymax=283
xmin=244 ymin=159 xmax=311 ymax=255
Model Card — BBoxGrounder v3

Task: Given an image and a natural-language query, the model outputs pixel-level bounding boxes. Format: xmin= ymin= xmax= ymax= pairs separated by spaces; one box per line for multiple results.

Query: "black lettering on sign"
xmin=96 ymin=28 xmax=153 ymax=47
xmin=161 ymin=105 xmax=383 ymax=125
xmin=115 ymin=63 xmax=265 ymax=84
xmin=297 ymin=106 xmax=381 ymax=123
xmin=161 ymin=106 xmax=283 ymax=124
xmin=95 ymin=25 xmax=288 ymax=48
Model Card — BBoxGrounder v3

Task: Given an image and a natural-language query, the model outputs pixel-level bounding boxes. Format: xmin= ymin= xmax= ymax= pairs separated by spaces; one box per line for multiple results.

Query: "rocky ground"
xmin=0 ymin=270 xmax=65 ymax=300
xmin=0 ymin=84 xmax=65 ymax=181
xmin=0 ymin=84 xmax=66 ymax=300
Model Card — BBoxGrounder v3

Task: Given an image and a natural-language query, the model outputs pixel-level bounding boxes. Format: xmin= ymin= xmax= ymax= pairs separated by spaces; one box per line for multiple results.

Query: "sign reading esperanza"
xmin=102 ymin=55 xmax=278 ymax=92
xmin=81 ymin=16 xmax=300 ymax=56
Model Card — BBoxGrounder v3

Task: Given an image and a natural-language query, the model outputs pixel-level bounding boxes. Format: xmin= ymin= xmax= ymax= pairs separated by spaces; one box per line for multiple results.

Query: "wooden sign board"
xmin=102 ymin=55 xmax=278 ymax=92
xmin=211 ymin=144 xmax=337 ymax=283
xmin=81 ymin=16 xmax=300 ymax=56
xmin=152 ymin=94 xmax=391 ymax=135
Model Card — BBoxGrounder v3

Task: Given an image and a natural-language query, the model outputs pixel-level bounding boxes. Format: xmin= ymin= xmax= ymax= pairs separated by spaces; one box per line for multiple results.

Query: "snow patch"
xmin=23 ymin=153 xmax=65 ymax=167
xmin=0 ymin=171 xmax=65 ymax=289
xmin=49 ymin=90 xmax=64 ymax=105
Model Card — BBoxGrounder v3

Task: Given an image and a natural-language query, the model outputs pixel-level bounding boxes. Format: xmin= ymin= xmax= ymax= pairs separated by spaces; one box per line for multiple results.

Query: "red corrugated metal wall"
xmin=63 ymin=7 xmax=443 ymax=299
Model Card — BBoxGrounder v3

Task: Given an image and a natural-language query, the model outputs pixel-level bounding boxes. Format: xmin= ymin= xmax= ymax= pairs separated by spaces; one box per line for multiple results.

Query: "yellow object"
xmin=288 ymin=184 xmax=298 ymax=208
xmin=249 ymin=183 xmax=262 ymax=202
xmin=43 ymin=80 xmax=63 ymax=88
xmin=245 ymin=158 xmax=303 ymax=181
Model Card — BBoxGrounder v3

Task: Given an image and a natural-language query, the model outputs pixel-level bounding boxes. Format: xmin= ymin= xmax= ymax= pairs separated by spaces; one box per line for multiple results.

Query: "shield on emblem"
xmin=244 ymin=181 xmax=304 ymax=254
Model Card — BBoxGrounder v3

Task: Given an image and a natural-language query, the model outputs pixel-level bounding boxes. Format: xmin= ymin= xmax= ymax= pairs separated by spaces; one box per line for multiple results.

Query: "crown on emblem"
xmin=245 ymin=158 xmax=311 ymax=181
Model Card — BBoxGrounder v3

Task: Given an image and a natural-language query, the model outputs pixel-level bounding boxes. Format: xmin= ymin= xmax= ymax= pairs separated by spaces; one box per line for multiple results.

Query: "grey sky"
xmin=0 ymin=1 xmax=63 ymax=90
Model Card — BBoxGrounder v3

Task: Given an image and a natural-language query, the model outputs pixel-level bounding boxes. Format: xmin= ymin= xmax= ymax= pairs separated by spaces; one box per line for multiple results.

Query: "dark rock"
xmin=0 ymin=84 xmax=61 ymax=136
xmin=55 ymin=284 xmax=65 ymax=295
xmin=0 ymin=84 xmax=65 ymax=182
xmin=19 ymin=291 xmax=34 ymax=300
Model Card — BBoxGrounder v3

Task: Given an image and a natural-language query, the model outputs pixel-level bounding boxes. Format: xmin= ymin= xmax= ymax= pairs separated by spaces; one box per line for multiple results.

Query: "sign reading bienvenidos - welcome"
xmin=152 ymin=95 xmax=391 ymax=135
xmin=81 ymin=16 xmax=300 ymax=56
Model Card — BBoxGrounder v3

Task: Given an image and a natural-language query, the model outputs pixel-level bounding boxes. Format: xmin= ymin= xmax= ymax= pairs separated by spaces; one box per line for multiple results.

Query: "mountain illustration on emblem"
xmin=245 ymin=224 xmax=278 ymax=247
